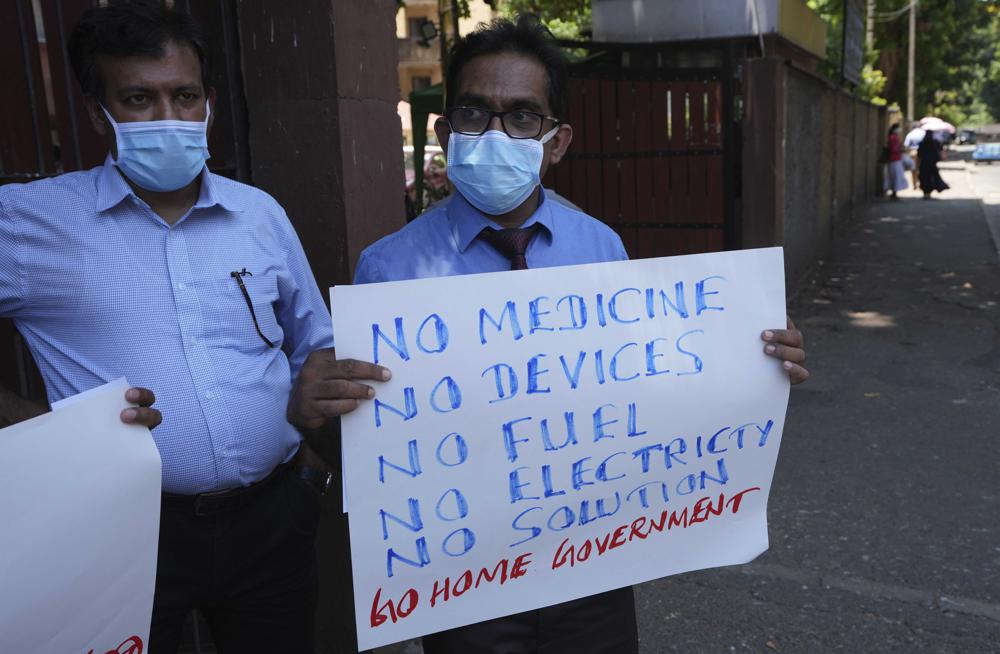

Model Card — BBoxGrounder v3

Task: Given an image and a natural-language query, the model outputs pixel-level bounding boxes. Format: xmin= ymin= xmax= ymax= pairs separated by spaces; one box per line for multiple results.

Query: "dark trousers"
xmin=421 ymin=587 xmax=638 ymax=654
xmin=149 ymin=468 xmax=321 ymax=654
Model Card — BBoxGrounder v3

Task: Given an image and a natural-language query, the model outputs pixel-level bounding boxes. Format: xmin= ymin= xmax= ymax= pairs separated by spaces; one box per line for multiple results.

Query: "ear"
xmin=206 ymin=87 xmax=218 ymax=135
xmin=434 ymin=116 xmax=451 ymax=155
xmin=85 ymin=95 xmax=109 ymax=137
xmin=546 ymin=123 xmax=573 ymax=166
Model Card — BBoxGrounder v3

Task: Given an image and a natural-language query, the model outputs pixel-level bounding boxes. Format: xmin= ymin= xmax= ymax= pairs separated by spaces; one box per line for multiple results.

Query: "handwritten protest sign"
xmin=332 ymin=247 xmax=790 ymax=649
xmin=0 ymin=379 xmax=161 ymax=654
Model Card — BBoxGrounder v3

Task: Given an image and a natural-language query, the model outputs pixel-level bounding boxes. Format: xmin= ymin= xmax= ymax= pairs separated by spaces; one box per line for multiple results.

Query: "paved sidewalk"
xmin=632 ymin=160 xmax=1000 ymax=652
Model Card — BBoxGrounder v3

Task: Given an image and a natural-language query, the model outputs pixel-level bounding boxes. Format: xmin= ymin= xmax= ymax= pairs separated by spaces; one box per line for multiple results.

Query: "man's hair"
xmin=446 ymin=15 xmax=569 ymax=120
xmin=67 ymin=0 xmax=210 ymax=101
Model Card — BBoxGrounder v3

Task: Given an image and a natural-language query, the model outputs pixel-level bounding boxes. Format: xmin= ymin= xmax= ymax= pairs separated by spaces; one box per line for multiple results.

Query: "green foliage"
xmin=806 ymin=1 xmax=846 ymax=79
xmin=983 ymin=3 xmax=1000 ymax=121
xmin=859 ymin=64 xmax=888 ymax=105
xmin=809 ymin=0 xmax=1000 ymax=125
xmin=499 ymin=0 xmax=591 ymax=39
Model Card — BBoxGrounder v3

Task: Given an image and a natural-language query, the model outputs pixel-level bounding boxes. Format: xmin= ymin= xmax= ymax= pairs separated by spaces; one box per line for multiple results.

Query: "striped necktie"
xmin=479 ymin=223 xmax=541 ymax=270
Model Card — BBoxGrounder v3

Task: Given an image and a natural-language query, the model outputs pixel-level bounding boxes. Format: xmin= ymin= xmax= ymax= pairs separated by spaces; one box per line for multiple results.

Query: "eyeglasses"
xmin=230 ymin=269 xmax=275 ymax=348
xmin=446 ymin=106 xmax=560 ymax=139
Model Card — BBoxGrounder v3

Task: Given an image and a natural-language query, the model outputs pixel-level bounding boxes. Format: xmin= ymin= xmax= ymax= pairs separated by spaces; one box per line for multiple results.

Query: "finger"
xmin=326 ymin=358 xmax=392 ymax=382
xmin=289 ymin=400 xmax=372 ymax=429
xmin=317 ymin=398 xmax=365 ymax=417
xmin=782 ymin=360 xmax=810 ymax=385
xmin=125 ymin=387 xmax=156 ymax=407
xmin=761 ymin=328 xmax=804 ymax=349
xmin=763 ymin=343 xmax=806 ymax=365
xmin=312 ymin=349 xmax=390 ymax=381
xmin=307 ymin=379 xmax=376 ymax=401
xmin=121 ymin=407 xmax=162 ymax=428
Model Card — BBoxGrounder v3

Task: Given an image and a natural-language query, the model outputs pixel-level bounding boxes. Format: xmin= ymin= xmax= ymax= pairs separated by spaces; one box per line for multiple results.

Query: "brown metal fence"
xmin=544 ymin=40 xmax=745 ymax=260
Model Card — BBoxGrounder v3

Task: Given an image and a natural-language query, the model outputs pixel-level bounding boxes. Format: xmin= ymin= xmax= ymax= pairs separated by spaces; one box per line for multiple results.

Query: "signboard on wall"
xmin=842 ymin=0 xmax=866 ymax=85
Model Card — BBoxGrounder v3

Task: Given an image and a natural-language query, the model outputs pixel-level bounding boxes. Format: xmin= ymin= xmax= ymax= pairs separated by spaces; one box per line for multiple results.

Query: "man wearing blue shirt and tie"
xmin=289 ymin=15 xmax=810 ymax=654
xmin=0 ymin=3 xmax=335 ymax=652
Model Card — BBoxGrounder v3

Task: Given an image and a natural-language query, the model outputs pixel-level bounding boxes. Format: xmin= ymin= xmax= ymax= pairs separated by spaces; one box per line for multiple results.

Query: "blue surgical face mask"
xmin=102 ymin=102 xmax=211 ymax=192
xmin=447 ymin=127 xmax=558 ymax=215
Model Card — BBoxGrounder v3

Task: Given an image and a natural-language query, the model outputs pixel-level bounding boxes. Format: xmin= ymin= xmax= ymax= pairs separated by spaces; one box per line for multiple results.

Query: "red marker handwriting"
xmin=86 ymin=635 xmax=143 ymax=654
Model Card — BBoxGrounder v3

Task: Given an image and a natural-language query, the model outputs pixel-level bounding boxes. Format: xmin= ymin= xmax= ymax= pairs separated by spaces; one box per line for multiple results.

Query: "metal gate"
xmin=543 ymin=40 xmax=743 ymax=259
xmin=0 ymin=0 xmax=250 ymax=184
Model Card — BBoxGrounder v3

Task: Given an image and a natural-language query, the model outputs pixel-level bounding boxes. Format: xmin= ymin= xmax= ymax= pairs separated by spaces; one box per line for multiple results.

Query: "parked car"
xmin=957 ymin=128 xmax=977 ymax=145
xmin=972 ymin=143 xmax=1000 ymax=164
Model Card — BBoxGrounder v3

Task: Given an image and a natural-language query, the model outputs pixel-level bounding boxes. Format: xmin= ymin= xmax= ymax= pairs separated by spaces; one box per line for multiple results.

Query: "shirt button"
xmin=177 ymin=282 xmax=187 ymax=290
xmin=189 ymin=337 xmax=198 ymax=347
xmin=204 ymin=391 xmax=215 ymax=400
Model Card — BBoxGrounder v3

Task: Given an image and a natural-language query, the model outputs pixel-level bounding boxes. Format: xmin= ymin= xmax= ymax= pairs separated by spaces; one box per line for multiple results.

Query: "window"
xmin=408 ymin=18 xmax=423 ymax=41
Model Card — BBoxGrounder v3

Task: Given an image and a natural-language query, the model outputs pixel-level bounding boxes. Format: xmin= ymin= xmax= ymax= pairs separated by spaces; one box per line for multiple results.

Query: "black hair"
xmin=887 ymin=122 xmax=900 ymax=137
xmin=445 ymin=15 xmax=569 ymax=120
xmin=67 ymin=0 xmax=210 ymax=101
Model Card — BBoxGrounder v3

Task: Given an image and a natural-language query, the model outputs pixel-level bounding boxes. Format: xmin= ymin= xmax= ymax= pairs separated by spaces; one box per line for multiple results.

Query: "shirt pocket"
xmin=195 ymin=271 xmax=284 ymax=352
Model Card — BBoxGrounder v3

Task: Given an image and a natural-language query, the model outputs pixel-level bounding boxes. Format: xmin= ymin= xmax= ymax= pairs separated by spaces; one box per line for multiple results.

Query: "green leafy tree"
xmin=499 ymin=0 xmax=591 ymax=39
xmin=981 ymin=2 xmax=1000 ymax=121
xmin=809 ymin=0 xmax=1000 ymax=125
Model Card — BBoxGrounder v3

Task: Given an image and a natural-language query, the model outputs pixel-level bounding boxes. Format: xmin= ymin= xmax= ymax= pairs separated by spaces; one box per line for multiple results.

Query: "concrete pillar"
xmin=741 ymin=57 xmax=786 ymax=249
xmin=235 ymin=3 xmax=405 ymax=651
xmin=236 ymin=0 xmax=405 ymax=290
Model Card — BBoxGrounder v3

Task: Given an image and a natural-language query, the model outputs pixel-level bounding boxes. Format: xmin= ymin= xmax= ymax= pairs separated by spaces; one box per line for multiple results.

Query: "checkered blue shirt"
xmin=0 ymin=159 xmax=333 ymax=493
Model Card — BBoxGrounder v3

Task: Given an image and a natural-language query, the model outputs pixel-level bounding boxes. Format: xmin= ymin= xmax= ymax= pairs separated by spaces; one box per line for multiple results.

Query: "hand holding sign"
xmin=120 ymin=387 xmax=163 ymax=428
xmin=761 ymin=317 xmax=809 ymax=384
xmin=288 ymin=348 xmax=392 ymax=431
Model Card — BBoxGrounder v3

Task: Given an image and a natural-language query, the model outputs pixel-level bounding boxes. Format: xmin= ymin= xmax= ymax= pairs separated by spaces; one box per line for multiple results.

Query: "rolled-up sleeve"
xmin=273 ymin=209 xmax=333 ymax=381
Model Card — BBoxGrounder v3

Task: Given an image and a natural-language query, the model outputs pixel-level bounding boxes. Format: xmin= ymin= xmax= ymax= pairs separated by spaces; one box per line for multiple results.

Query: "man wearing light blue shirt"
xmin=290 ymin=15 xmax=809 ymax=654
xmin=0 ymin=3 xmax=332 ymax=652
xmin=353 ymin=187 xmax=628 ymax=282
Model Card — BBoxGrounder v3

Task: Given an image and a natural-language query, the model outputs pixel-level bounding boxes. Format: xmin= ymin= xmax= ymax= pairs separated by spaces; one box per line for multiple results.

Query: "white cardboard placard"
xmin=332 ymin=248 xmax=790 ymax=649
xmin=0 ymin=378 xmax=161 ymax=654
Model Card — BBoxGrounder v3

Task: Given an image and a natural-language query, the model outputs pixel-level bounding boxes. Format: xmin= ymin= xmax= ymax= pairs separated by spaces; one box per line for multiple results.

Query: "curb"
xmin=964 ymin=163 xmax=1000 ymax=261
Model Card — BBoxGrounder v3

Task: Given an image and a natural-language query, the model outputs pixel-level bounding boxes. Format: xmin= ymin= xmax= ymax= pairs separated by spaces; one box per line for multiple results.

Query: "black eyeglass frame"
xmin=445 ymin=106 xmax=562 ymax=140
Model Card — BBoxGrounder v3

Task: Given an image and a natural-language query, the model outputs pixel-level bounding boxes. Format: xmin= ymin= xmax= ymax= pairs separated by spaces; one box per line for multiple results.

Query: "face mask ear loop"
xmin=100 ymin=105 xmax=124 ymax=163
xmin=539 ymin=125 xmax=561 ymax=145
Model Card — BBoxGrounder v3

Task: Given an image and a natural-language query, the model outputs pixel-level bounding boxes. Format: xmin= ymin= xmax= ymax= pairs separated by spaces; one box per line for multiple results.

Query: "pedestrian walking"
xmin=918 ymin=130 xmax=950 ymax=198
xmin=884 ymin=123 xmax=908 ymax=200
xmin=904 ymin=122 xmax=924 ymax=188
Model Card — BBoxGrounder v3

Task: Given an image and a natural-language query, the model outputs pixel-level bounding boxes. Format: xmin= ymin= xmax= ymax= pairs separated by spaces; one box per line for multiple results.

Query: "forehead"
xmin=97 ymin=41 xmax=202 ymax=90
xmin=453 ymin=52 xmax=550 ymax=112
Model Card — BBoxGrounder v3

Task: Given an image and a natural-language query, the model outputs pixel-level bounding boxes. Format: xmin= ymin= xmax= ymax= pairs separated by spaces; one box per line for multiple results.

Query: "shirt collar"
xmin=448 ymin=187 xmax=555 ymax=253
xmin=95 ymin=155 xmax=245 ymax=215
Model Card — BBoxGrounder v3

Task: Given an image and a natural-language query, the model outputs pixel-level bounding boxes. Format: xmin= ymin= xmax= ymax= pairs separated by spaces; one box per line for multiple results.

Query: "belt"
xmin=162 ymin=462 xmax=292 ymax=516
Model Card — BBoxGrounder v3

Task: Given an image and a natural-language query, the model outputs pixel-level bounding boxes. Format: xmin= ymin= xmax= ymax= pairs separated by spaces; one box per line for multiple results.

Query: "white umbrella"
xmin=904 ymin=127 xmax=925 ymax=148
xmin=919 ymin=116 xmax=956 ymax=134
